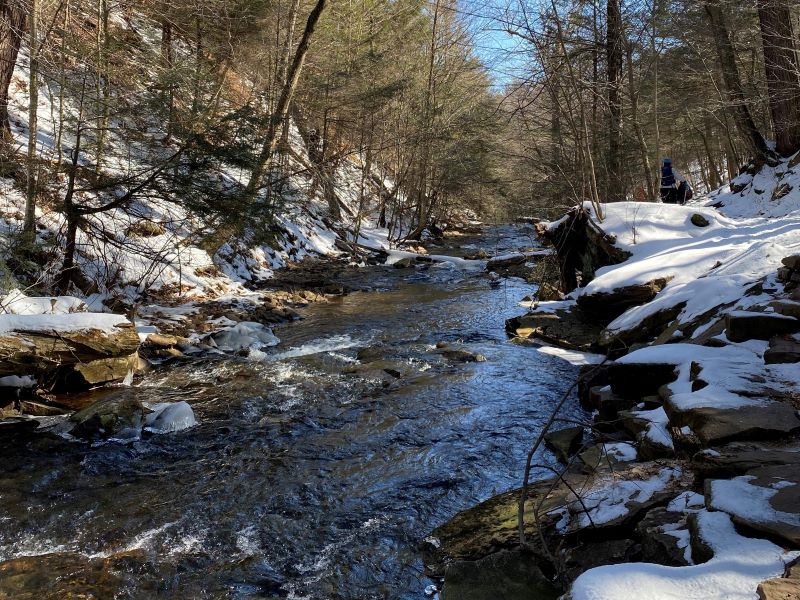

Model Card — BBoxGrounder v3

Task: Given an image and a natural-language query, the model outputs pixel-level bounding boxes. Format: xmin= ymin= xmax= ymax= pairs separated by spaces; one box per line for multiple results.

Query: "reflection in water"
xmin=0 ymin=225 xmax=585 ymax=599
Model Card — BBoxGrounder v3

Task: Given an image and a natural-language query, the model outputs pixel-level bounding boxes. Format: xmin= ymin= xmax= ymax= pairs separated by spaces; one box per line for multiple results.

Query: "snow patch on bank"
xmin=569 ymin=510 xmax=798 ymax=600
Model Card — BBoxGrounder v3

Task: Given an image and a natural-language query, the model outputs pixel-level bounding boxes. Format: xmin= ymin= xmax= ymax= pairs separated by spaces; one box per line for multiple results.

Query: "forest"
xmin=0 ymin=0 xmax=797 ymax=295
xmin=0 ymin=1 xmax=800 ymax=599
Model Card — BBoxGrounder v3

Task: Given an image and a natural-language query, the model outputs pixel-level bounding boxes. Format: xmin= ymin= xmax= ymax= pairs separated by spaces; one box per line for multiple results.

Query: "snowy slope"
xmin=0 ymin=11 xmax=402 ymax=303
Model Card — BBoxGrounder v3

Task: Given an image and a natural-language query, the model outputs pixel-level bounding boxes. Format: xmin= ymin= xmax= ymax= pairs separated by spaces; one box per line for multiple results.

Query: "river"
xmin=0 ymin=224 xmax=586 ymax=599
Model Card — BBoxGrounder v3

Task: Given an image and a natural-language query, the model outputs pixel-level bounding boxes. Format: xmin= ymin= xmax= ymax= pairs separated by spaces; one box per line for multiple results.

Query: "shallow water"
xmin=0 ymin=225 xmax=585 ymax=599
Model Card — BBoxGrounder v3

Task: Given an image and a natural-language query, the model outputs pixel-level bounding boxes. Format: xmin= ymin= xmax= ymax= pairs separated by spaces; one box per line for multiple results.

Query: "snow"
xmin=618 ymin=343 xmax=777 ymax=412
xmin=209 ymin=321 xmax=280 ymax=352
xmin=708 ymin=476 xmax=800 ymax=528
xmin=0 ymin=312 xmax=131 ymax=335
xmin=556 ymin=466 xmax=683 ymax=531
xmin=535 ymin=344 xmax=606 ymax=365
xmin=143 ymin=401 xmax=197 ymax=434
xmin=601 ymin=442 xmax=638 ymax=462
xmin=571 ymin=195 xmax=800 ymax=343
xmin=0 ymin=290 xmax=88 ymax=315
xmin=667 ymin=491 xmax=705 ymax=513
xmin=630 ymin=407 xmax=674 ymax=451
xmin=569 ymin=510 xmax=799 ymax=600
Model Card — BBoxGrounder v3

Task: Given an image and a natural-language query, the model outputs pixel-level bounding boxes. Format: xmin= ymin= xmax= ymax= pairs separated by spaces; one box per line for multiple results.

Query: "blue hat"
xmin=663 ymin=158 xmax=672 ymax=164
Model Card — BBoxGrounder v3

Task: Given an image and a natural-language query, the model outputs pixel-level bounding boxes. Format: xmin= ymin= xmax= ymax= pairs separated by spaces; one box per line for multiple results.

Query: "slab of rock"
xmin=577 ymin=278 xmax=671 ymax=320
xmin=726 ymin=311 xmax=800 ymax=343
xmin=544 ymin=426 xmax=584 ymax=463
xmin=765 ymin=335 xmax=800 ymax=364
xmin=691 ymin=213 xmax=710 ymax=227
xmin=0 ymin=318 xmax=140 ymax=391
xmin=666 ymin=401 xmax=800 ymax=446
xmin=771 ymin=300 xmax=800 ymax=320
xmin=608 ymin=362 xmax=678 ymax=399
xmin=506 ymin=307 xmax=604 ymax=351
xmin=693 ymin=442 xmax=800 ymax=478
xmin=706 ymin=465 xmax=800 ymax=547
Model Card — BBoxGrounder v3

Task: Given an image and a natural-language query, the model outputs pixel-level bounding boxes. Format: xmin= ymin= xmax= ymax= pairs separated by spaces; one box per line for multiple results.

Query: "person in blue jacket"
xmin=659 ymin=158 xmax=692 ymax=204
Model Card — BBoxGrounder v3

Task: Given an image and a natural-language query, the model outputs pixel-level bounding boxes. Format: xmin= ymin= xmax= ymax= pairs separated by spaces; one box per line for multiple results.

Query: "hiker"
xmin=659 ymin=158 xmax=688 ymax=204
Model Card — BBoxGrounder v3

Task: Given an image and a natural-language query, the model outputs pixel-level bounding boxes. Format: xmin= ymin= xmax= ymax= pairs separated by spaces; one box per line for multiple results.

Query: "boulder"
xmin=544 ymin=426 xmax=584 ymax=463
xmin=764 ymin=335 xmax=800 ymax=364
xmin=706 ymin=465 xmax=800 ymax=546
xmin=440 ymin=549 xmax=559 ymax=600
xmin=70 ymin=391 xmax=149 ymax=441
xmin=726 ymin=311 xmax=800 ymax=343
xmin=577 ymin=278 xmax=671 ymax=320
xmin=393 ymin=257 xmax=415 ymax=269
xmin=782 ymin=255 xmax=800 ymax=270
xmin=690 ymin=213 xmax=710 ymax=227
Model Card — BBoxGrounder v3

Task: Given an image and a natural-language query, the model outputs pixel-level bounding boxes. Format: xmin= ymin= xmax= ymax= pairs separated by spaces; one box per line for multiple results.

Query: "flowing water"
xmin=0 ymin=225 xmax=586 ymax=599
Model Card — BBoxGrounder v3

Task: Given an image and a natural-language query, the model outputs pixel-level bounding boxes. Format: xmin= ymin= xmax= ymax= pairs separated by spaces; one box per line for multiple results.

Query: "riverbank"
xmin=429 ymin=158 xmax=800 ymax=600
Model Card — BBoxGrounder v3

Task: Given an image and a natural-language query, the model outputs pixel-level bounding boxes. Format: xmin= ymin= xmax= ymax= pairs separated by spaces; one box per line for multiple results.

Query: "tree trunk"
xmin=245 ymin=0 xmax=328 ymax=203
xmin=0 ymin=0 xmax=23 ymax=139
xmin=704 ymin=0 xmax=773 ymax=163
xmin=161 ymin=20 xmax=174 ymax=142
xmin=606 ymin=0 xmax=624 ymax=202
xmin=23 ymin=0 xmax=38 ymax=241
xmin=757 ymin=0 xmax=800 ymax=156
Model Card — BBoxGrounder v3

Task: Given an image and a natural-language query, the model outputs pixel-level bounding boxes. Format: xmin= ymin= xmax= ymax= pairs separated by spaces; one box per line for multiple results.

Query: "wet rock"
xmin=393 ymin=257 xmax=415 ymax=269
xmin=665 ymin=401 xmax=800 ymax=446
xmin=70 ymin=391 xmax=149 ymax=440
xmin=506 ymin=307 xmax=604 ymax=352
xmin=440 ymin=549 xmax=559 ymax=600
xmin=765 ymin=335 xmax=800 ymax=364
xmin=577 ymin=278 xmax=671 ymax=320
xmin=544 ymin=426 xmax=584 ymax=463
xmin=758 ymin=558 xmax=800 ymax=600
xmin=726 ymin=311 xmax=800 ymax=343
xmin=440 ymin=349 xmax=487 ymax=363
xmin=706 ymin=465 xmax=800 ymax=546
xmin=690 ymin=213 xmax=710 ymax=227
xmin=68 ymin=353 xmax=139 ymax=388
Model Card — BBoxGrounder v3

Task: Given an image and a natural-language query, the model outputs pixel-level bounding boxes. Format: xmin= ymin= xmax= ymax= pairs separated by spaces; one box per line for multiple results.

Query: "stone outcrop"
xmin=0 ymin=319 xmax=140 ymax=395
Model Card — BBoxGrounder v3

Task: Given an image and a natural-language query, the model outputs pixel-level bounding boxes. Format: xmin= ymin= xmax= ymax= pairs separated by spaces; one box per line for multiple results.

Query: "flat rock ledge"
xmin=0 ymin=317 xmax=140 ymax=396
